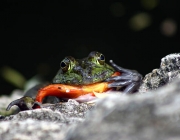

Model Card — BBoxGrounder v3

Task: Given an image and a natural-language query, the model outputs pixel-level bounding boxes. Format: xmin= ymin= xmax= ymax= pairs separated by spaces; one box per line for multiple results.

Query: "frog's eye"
xmin=60 ymin=58 xmax=70 ymax=72
xmin=88 ymin=51 xmax=105 ymax=65
xmin=97 ymin=54 xmax=105 ymax=65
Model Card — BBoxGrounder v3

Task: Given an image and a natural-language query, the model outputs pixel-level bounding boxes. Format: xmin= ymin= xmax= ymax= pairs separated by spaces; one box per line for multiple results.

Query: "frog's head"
xmin=53 ymin=51 xmax=115 ymax=85
xmin=53 ymin=56 xmax=83 ymax=85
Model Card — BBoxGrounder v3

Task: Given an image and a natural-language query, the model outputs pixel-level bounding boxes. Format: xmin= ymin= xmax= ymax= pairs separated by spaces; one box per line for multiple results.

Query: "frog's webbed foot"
xmin=6 ymin=96 xmax=42 ymax=111
xmin=106 ymin=60 xmax=143 ymax=94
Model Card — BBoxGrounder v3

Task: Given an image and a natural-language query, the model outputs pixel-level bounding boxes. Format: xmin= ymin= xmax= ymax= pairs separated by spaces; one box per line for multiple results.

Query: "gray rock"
xmin=139 ymin=53 xmax=180 ymax=92
xmin=3 ymin=99 xmax=93 ymax=122
xmin=66 ymin=78 xmax=180 ymax=140
xmin=0 ymin=119 xmax=71 ymax=140
xmin=0 ymin=100 xmax=93 ymax=140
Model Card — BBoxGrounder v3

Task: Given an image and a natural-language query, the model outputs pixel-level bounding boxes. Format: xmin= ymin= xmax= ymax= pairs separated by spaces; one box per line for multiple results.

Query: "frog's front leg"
xmin=6 ymin=96 xmax=42 ymax=111
xmin=106 ymin=60 xmax=143 ymax=94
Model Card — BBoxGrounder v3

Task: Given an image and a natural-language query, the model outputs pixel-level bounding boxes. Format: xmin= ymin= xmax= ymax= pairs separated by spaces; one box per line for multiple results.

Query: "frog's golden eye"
xmin=97 ymin=54 xmax=105 ymax=65
xmin=88 ymin=51 xmax=105 ymax=65
xmin=60 ymin=58 xmax=70 ymax=72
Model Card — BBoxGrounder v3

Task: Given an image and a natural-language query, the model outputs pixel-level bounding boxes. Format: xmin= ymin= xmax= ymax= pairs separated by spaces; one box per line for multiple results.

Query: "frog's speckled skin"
xmin=53 ymin=51 xmax=115 ymax=85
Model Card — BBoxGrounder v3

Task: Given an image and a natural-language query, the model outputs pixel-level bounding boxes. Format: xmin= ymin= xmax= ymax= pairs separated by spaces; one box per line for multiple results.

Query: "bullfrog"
xmin=6 ymin=51 xmax=142 ymax=111
xmin=53 ymin=51 xmax=115 ymax=85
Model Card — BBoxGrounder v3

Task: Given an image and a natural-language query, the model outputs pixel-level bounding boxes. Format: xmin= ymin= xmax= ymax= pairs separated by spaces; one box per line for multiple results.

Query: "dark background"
xmin=0 ymin=0 xmax=179 ymax=95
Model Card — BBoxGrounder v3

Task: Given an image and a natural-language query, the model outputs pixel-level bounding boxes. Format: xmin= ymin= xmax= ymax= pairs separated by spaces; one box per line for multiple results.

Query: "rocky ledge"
xmin=1 ymin=53 xmax=180 ymax=140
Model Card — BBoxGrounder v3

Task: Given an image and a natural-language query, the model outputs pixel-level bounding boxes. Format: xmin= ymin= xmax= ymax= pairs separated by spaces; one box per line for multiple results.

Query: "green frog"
xmin=6 ymin=51 xmax=142 ymax=111
xmin=53 ymin=51 xmax=115 ymax=85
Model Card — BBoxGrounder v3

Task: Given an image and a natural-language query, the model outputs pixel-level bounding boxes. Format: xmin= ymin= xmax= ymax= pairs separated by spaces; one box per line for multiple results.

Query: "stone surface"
xmin=66 ymin=79 xmax=180 ymax=140
xmin=0 ymin=100 xmax=92 ymax=140
xmin=1 ymin=53 xmax=180 ymax=140
xmin=139 ymin=53 xmax=180 ymax=92
xmin=0 ymin=119 xmax=71 ymax=140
